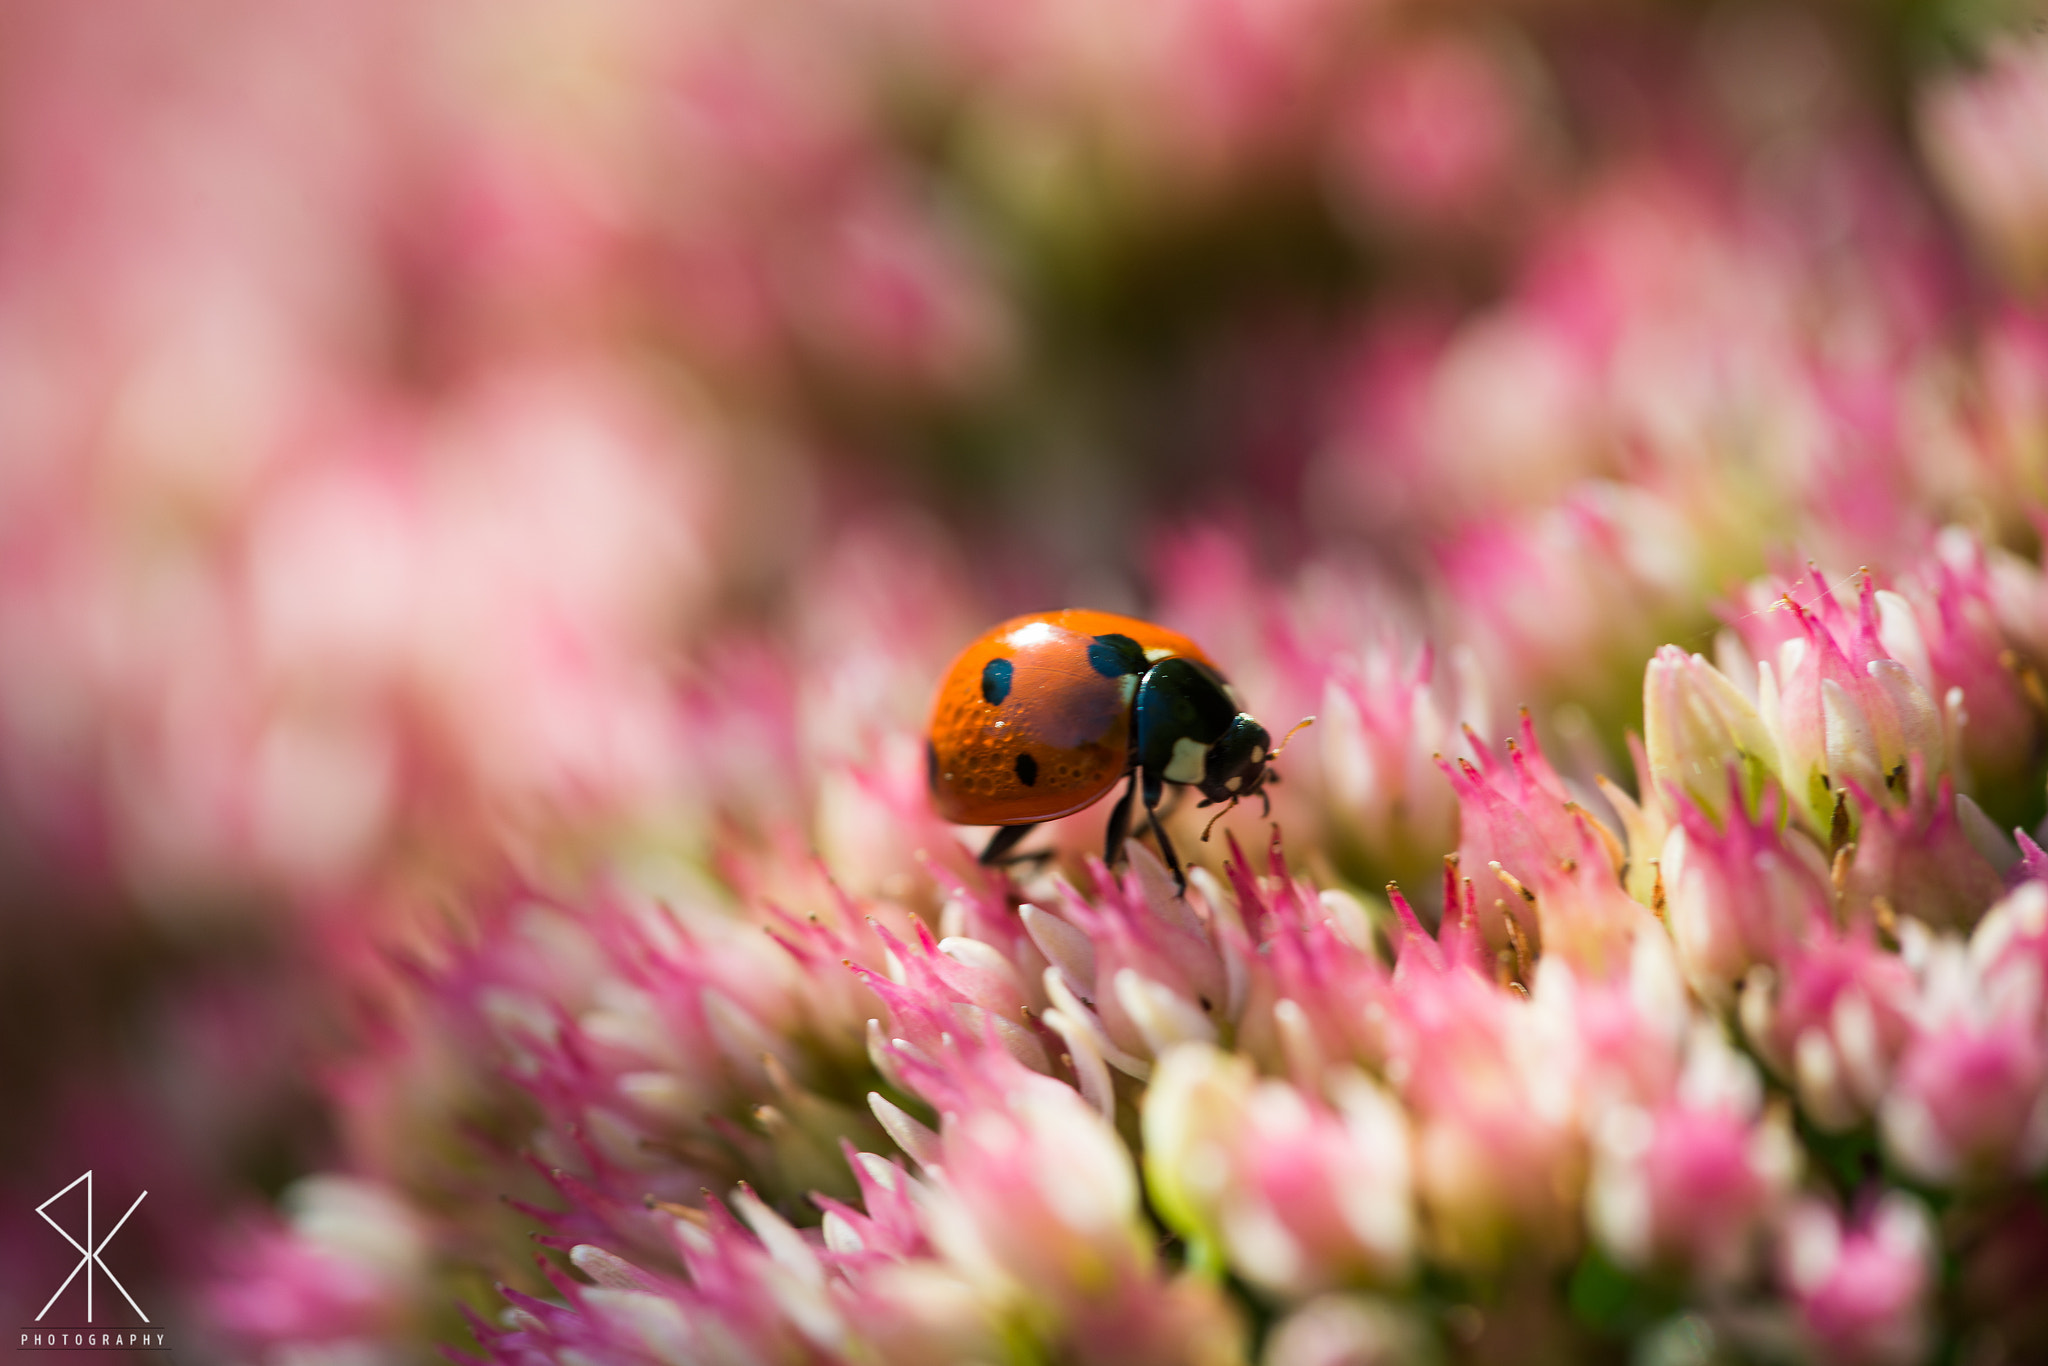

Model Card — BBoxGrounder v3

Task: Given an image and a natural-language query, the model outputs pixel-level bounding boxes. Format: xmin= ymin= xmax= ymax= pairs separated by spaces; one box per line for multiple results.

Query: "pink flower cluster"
xmin=189 ymin=613 xmax=1948 ymax=1364
xmin=212 ymin=512 xmax=2048 ymax=1364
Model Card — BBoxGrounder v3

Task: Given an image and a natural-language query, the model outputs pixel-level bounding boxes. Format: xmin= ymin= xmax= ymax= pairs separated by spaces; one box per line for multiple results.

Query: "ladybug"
xmin=926 ymin=609 xmax=1300 ymax=891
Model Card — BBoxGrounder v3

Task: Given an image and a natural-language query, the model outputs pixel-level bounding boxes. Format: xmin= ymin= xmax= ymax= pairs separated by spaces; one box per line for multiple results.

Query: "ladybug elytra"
xmin=926 ymin=609 xmax=1301 ymax=891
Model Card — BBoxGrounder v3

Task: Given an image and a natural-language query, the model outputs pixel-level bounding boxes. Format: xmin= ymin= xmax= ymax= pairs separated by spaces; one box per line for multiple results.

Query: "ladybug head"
xmin=1196 ymin=714 xmax=1314 ymax=839
xmin=1196 ymin=714 xmax=1275 ymax=809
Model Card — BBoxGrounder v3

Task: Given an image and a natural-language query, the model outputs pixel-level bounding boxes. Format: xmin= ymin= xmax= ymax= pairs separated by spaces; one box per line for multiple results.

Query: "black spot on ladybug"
xmin=925 ymin=739 xmax=940 ymax=793
xmin=1014 ymin=752 xmax=1039 ymax=786
xmin=981 ymin=657 xmax=1014 ymax=705
xmin=1088 ymin=633 xmax=1146 ymax=678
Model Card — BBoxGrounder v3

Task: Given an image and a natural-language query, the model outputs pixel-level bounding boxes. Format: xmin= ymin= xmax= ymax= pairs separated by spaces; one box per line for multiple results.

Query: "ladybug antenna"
xmin=1268 ymin=715 xmax=1316 ymax=762
xmin=1200 ymin=796 xmax=1240 ymax=843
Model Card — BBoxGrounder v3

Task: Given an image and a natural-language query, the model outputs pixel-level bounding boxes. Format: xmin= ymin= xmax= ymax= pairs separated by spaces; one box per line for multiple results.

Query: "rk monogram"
xmin=34 ymin=1171 xmax=148 ymax=1324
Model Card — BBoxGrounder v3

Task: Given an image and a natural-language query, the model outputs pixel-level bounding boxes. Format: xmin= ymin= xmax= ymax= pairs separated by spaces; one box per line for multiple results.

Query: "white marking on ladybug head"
xmin=1165 ymin=736 xmax=1210 ymax=785
xmin=1119 ymin=675 xmax=1139 ymax=704
xmin=1250 ymin=743 xmax=1265 ymax=764
xmin=1145 ymin=647 xmax=1174 ymax=662
xmin=1225 ymin=775 xmax=1242 ymax=792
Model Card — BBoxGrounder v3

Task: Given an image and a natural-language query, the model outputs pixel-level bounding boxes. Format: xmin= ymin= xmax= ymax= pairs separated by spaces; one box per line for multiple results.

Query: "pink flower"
xmin=1739 ymin=928 xmax=1918 ymax=1131
xmin=1884 ymin=1012 xmax=2048 ymax=1187
xmin=1013 ymin=851 xmax=1236 ymax=1072
xmin=1660 ymin=780 xmax=1834 ymax=1004
xmin=1232 ymin=858 xmax=1401 ymax=1082
xmin=1643 ymin=644 xmax=1780 ymax=823
xmin=910 ymin=1055 xmax=1154 ymax=1305
xmin=1325 ymin=32 xmax=1543 ymax=231
xmin=1977 ymin=311 xmax=2048 ymax=509
xmin=1260 ymin=1296 xmax=1436 ymax=1366
xmin=1920 ymin=34 xmax=2048 ymax=291
xmin=1316 ymin=637 xmax=1485 ymax=880
xmin=859 ymin=1037 xmax=1254 ymax=1364
xmin=1439 ymin=713 xmax=1585 ymax=893
xmin=1968 ymin=880 xmax=2048 ymax=1016
xmin=462 ymin=1190 xmax=862 ymax=1366
xmin=921 ymin=0 xmax=1346 ymax=193
xmin=1438 ymin=711 xmax=1643 ymax=968
xmin=1438 ymin=486 xmax=1701 ymax=704
xmin=0 ymin=359 xmax=719 ymax=903
xmin=1781 ymin=1195 xmax=1936 ymax=1366
xmin=1382 ymin=922 xmax=1583 ymax=1267
xmin=1587 ymin=1027 xmax=1798 ymax=1284
xmin=1880 ymin=886 xmax=2048 ymax=1186
xmin=1900 ymin=529 xmax=2039 ymax=792
xmin=1752 ymin=573 xmax=1947 ymax=832
xmin=1143 ymin=1044 xmax=1414 ymax=1298
xmin=207 ymin=1177 xmax=430 ymax=1355
xmin=1841 ymin=757 xmax=2008 ymax=932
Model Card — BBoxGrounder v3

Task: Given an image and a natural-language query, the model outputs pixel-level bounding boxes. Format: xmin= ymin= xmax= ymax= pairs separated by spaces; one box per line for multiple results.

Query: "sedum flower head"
xmin=1660 ymin=779 xmax=1834 ymax=1005
xmin=1144 ymin=1042 xmax=1414 ymax=1298
xmin=1643 ymin=643 xmax=1780 ymax=823
xmin=1780 ymin=1195 xmax=1937 ymax=1366
xmin=1753 ymin=574 xmax=1949 ymax=835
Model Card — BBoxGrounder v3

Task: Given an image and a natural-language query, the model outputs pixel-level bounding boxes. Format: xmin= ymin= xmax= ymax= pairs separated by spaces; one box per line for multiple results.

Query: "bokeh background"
xmin=5 ymin=0 xmax=2048 ymax=1361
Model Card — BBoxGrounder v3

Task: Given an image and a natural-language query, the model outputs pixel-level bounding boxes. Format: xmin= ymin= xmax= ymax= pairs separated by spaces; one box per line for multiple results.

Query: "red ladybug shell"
xmin=927 ymin=609 xmax=1217 ymax=826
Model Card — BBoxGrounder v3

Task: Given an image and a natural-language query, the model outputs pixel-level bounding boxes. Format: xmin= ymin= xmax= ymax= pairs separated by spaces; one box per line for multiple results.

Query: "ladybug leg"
xmin=979 ymin=823 xmax=1041 ymax=866
xmin=1103 ymin=771 xmax=1138 ymax=866
xmin=1140 ymin=770 xmax=1188 ymax=896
